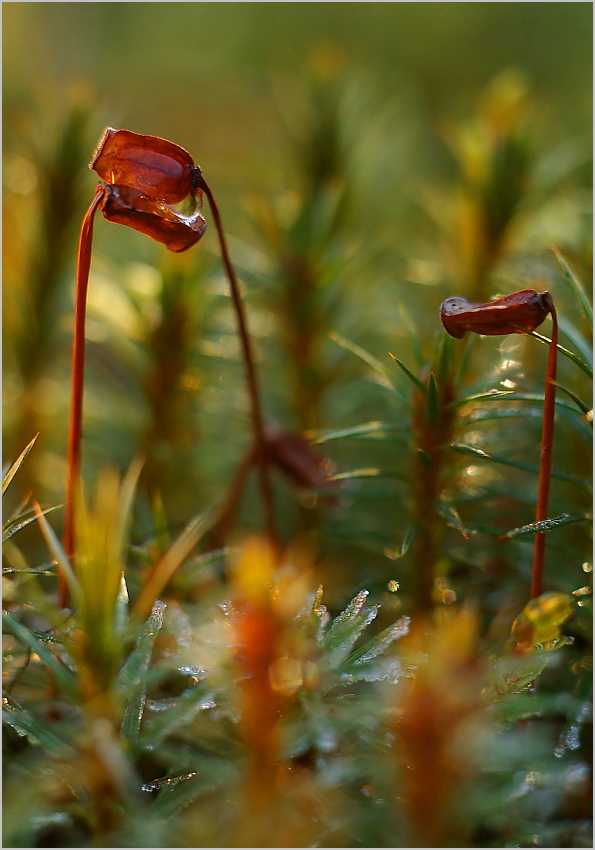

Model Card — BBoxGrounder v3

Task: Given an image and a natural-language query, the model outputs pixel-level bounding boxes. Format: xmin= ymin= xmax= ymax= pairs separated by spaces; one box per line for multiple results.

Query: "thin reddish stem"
xmin=530 ymin=304 xmax=558 ymax=600
xmin=198 ymin=176 xmax=278 ymax=548
xmin=209 ymin=442 xmax=257 ymax=549
xmin=61 ymin=186 xmax=104 ymax=606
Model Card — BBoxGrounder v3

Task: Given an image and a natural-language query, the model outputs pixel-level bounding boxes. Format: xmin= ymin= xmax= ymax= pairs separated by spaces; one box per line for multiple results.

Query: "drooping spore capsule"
xmin=91 ymin=127 xmax=199 ymax=205
xmin=440 ymin=290 xmax=553 ymax=338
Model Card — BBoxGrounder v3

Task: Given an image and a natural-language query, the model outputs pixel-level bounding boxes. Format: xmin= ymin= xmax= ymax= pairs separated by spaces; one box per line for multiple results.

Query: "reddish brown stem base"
xmin=208 ymin=443 xmax=257 ymax=548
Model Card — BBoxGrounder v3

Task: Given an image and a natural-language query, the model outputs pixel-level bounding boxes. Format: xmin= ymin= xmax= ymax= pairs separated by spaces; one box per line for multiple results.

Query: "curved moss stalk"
xmin=197 ymin=175 xmax=278 ymax=548
xmin=62 ymin=185 xmax=105 ymax=607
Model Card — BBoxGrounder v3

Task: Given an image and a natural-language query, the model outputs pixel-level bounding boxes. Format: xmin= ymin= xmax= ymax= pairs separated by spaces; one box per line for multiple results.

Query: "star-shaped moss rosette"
xmin=440 ymin=288 xmax=558 ymax=600
xmin=62 ymin=130 xmax=276 ymax=605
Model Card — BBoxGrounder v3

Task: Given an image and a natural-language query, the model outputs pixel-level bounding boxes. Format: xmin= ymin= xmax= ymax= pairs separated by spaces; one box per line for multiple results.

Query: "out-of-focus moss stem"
xmin=409 ymin=371 xmax=457 ymax=614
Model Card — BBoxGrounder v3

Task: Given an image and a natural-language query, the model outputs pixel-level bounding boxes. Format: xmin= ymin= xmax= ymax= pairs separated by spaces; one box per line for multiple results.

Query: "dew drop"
xmin=219 ymin=600 xmax=238 ymax=619
xmin=142 ymin=771 xmax=197 ymax=792
xmin=178 ymin=664 xmax=206 ymax=681
xmin=565 ymin=724 xmax=581 ymax=751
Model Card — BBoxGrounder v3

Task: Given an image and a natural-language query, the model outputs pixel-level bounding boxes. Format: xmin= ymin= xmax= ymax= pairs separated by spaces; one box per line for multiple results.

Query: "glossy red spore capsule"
xmin=91 ymin=127 xmax=201 ymax=204
xmin=440 ymin=290 xmax=553 ymax=339
xmin=97 ymin=183 xmax=207 ymax=253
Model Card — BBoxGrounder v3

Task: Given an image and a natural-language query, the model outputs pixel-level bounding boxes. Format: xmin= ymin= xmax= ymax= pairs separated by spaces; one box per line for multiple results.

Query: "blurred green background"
xmin=4 ymin=3 xmax=592 ymax=195
xmin=3 ymin=2 xmax=592 ymax=600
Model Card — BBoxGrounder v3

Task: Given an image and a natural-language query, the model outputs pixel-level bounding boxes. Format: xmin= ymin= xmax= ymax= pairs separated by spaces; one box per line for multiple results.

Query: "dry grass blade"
xmin=132 ymin=509 xmax=215 ymax=621
xmin=2 ymin=434 xmax=39 ymax=498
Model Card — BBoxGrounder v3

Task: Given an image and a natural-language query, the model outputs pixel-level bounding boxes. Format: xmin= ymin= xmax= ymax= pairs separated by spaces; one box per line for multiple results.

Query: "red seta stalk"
xmin=441 ymin=289 xmax=558 ymax=603
xmin=197 ymin=175 xmax=278 ymax=549
xmin=61 ymin=185 xmax=105 ymax=606
xmin=62 ymin=129 xmax=280 ymax=607
xmin=530 ymin=302 xmax=558 ymax=599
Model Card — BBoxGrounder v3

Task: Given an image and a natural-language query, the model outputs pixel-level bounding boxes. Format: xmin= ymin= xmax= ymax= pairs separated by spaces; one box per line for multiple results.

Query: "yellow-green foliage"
xmin=70 ymin=461 xmax=141 ymax=699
